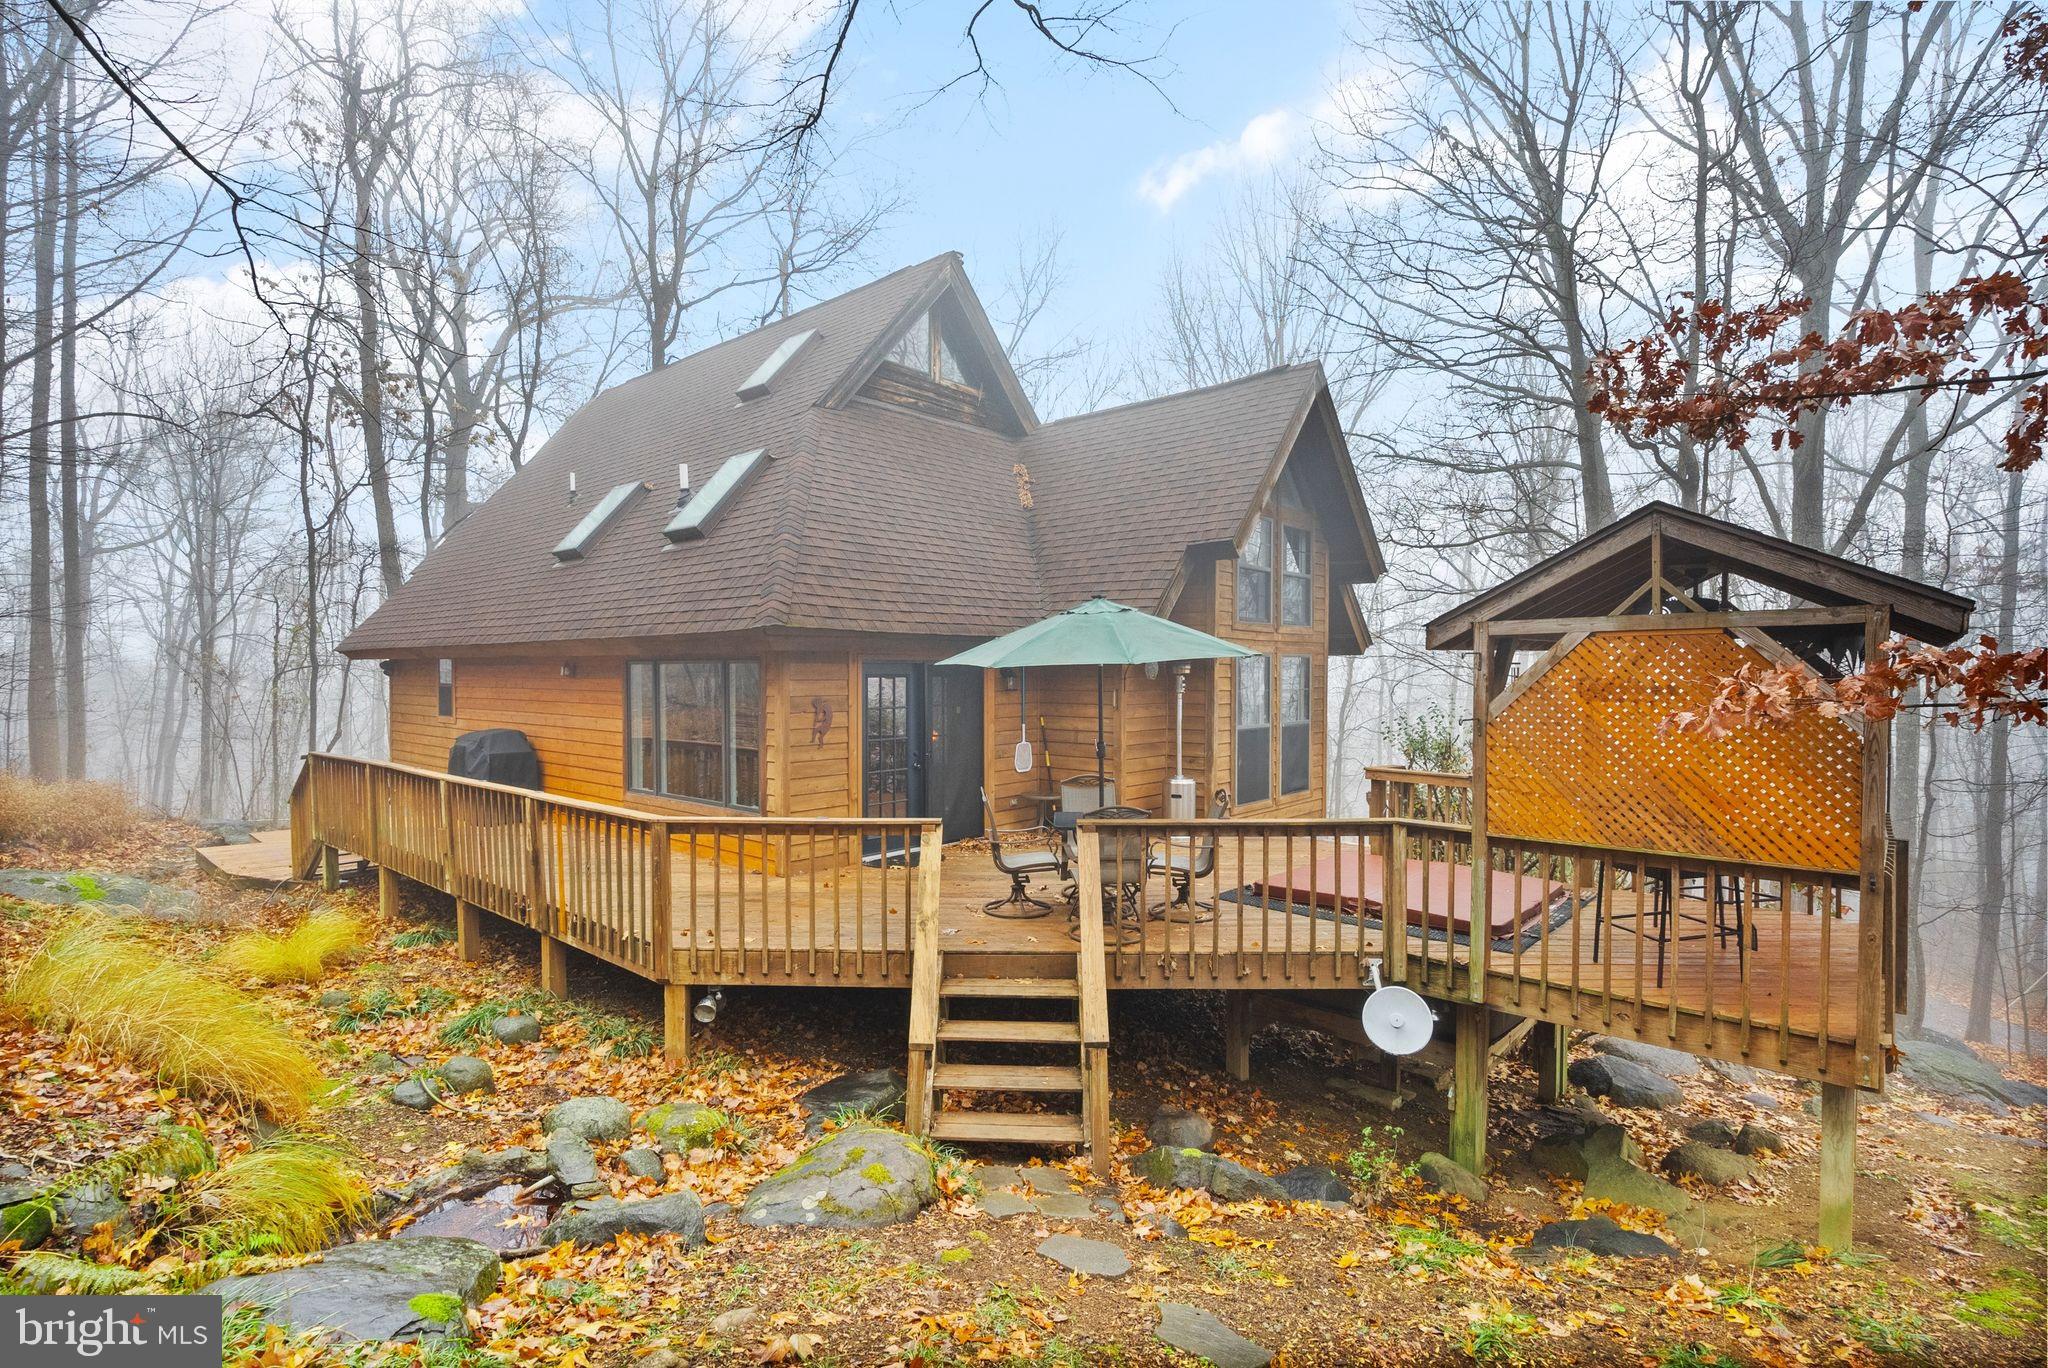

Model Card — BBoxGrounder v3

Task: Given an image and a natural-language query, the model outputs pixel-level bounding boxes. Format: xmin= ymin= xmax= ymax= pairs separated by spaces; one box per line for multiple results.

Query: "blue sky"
xmin=821 ymin=0 xmax=1346 ymax=343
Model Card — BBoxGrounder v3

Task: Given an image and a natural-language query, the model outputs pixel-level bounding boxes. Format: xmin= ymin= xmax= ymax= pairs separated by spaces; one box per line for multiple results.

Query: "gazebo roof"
xmin=1425 ymin=502 xmax=1975 ymax=651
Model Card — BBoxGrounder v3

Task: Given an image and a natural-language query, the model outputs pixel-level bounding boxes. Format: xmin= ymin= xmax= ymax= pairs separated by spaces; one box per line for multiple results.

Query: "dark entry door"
xmin=861 ymin=662 xmax=985 ymax=855
xmin=862 ymin=663 xmax=922 ymax=828
xmin=926 ymin=666 xmax=984 ymax=842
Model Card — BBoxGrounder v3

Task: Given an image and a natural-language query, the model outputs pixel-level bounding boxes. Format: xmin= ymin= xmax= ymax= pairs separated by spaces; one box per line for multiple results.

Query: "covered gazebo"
xmin=1425 ymin=502 xmax=1973 ymax=1247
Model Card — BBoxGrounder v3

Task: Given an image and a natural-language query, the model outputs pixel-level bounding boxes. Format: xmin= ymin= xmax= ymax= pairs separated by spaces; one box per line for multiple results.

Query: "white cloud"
xmin=1136 ymin=108 xmax=1299 ymax=213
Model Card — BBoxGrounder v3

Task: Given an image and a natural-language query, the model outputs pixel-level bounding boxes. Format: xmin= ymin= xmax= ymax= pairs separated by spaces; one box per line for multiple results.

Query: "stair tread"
xmin=933 ymin=1062 xmax=1083 ymax=1091
xmin=941 ymin=977 xmax=1080 ymax=999
xmin=931 ymin=1110 xmax=1086 ymax=1143
xmin=937 ymin=1019 xmax=1081 ymax=1044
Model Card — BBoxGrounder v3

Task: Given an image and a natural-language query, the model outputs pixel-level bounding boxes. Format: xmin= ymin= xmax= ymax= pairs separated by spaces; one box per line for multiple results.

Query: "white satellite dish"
xmin=1360 ymin=958 xmax=1434 ymax=1057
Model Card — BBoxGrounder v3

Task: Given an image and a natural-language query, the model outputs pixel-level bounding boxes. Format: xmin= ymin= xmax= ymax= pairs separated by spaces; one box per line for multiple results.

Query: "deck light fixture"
xmin=692 ymin=988 xmax=726 ymax=1025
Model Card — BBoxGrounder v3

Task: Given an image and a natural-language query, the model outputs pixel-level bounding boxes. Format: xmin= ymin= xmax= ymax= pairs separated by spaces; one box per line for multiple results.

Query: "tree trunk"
xmin=24 ymin=88 xmax=60 ymax=780
xmin=58 ymin=66 xmax=86 ymax=779
xmin=339 ymin=50 xmax=402 ymax=597
xmin=1965 ymin=468 xmax=2024 ymax=1041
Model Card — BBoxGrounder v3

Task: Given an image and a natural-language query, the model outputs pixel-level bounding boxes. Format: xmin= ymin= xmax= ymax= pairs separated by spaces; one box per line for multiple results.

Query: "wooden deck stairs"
xmin=932 ymin=958 xmax=1088 ymax=1145
xmin=908 ymin=947 xmax=1113 ymax=1176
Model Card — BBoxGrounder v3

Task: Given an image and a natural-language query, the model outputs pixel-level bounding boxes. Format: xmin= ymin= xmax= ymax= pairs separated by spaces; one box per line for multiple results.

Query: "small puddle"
xmin=406 ymin=1183 xmax=560 ymax=1252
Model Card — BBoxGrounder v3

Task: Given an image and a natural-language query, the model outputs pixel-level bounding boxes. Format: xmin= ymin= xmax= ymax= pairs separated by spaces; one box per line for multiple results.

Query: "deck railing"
xmin=292 ymin=755 xmax=1896 ymax=1089
xmin=1365 ymin=766 xmax=1472 ymax=823
xmin=297 ymin=753 xmax=938 ymax=986
xmin=1077 ymin=811 xmax=1894 ymax=1088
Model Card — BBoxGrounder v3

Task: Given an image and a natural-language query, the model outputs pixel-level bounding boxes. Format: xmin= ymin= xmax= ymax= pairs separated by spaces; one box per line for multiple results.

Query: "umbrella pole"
xmin=1096 ymin=665 xmax=1106 ymax=808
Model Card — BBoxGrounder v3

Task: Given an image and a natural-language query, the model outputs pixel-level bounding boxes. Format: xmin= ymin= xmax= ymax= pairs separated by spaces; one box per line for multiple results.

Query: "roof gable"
xmin=1424 ymin=502 xmax=1976 ymax=650
xmin=821 ymin=256 xmax=1037 ymax=436
xmin=337 ymin=260 xmax=1385 ymax=658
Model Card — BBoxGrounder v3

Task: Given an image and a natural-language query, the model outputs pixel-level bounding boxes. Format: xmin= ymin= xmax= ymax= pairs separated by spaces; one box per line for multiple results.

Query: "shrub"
xmin=5 ymin=915 xmax=323 ymax=1118
xmin=171 ymin=1134 xmax=370 ymax=1257
xmin=0 ymin=773 xmax=143 ymax=851
xmin=217 ymin=911 xmax=364 ymax=985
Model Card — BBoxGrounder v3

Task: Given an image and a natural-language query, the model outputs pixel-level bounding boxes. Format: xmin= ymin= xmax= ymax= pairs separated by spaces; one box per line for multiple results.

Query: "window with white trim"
xmin=1237 ymin=516 xmax=1273 ymax=624
xmin=1235 ymin=654 xmax=1271 ymax=806
xmin=1279 ymin=655 xmax=1311 ymax=795
xmin=1281 ymin=526 xmax=1312 ymax=626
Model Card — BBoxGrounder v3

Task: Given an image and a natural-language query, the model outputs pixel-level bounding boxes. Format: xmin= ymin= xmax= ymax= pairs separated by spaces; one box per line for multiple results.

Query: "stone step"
xmin=931 ymin=1110 xmax=1086 ymax=1144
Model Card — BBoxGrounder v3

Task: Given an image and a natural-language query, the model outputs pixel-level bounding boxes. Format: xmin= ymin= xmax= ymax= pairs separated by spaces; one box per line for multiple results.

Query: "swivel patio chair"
xmin=1148 ymin=788 xmax=1231 ymax=921
xmin=980 ymin=787 xmax=1066 ymax=919
xmin=1062 ymin=806 xmax=1150 ymax=946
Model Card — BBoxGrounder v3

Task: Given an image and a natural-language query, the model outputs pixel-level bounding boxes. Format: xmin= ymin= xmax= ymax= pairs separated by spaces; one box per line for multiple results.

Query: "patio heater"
xmin=1167 ymin=662 xmax=1196 ymax=819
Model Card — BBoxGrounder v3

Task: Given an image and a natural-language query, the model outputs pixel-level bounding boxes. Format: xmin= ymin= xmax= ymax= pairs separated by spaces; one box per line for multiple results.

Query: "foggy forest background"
xmin=0 ymin=1 xmax=2040 ymax=1050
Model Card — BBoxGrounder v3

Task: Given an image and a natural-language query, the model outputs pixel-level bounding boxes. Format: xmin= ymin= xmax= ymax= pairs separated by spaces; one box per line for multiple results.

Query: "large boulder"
xmin=545 ymin=1132 xmax=604 ymax=1199
xmin=1416 ymin=1152 xmax=1489 ymax=1205
xmin=539 ymin=1191 xmax=705 ymax=1249
xmin=1568 ymin=1055 xmax=1684 ymax=1110
xmin=639 ymin=1102 xmax=728 ymax=1153
xmin=796 ymin=1069 xmax=906 ymax=1133
xmin=207 ymin=1236 xmax=500 ymax=1342
xmin=542 ymin=1096 xmax=633 ymax=1143
xmin=1530 ymin=1122 xmax=1695 ymax=1218
xmin=1272 ymin=1165 xmax=1351 ymax=1204
xmin=1733 ymin=1122 xmax=1785 ymax=1157
xmin=1519 ymin=1215 xmax=1677 ymax=1261
xmin=741 ymin=1126 xmax=935 ymax=1229
xmin=56 ymin=1181 xmax=132 ymax=1239
xmin=1661 ymin=1141 xmax=1754 ymax=1186
xmin=0 ymin=870 xmax=209 ymax=924
xmin=1129 ymin=1146 xmax=1284 ymax=1202
xmin=1145 ymin=1107 xmax=1215 ymax=1151
xmin=437 ymin=1057 xmax=494 ymax=1096
xmin=491 ymin=1014 xmax=541 ymax=1045
xmin=1590 ymin=1036 xmax=1701 ymax=1078
xmin=1898 ymin=1039 xmax=2046 ymax=1112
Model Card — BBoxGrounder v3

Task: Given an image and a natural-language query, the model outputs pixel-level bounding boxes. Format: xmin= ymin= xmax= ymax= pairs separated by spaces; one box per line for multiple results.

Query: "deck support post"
xmin=1818 ymin=1083 xmax=1857 ymax=1250
xmin=1083 ymin=1044 xmax=1112 ymax=1182
xmin=662 ymin=984 xmax=691 ymax=1065
xmin=1450 ymin=1002 xmax=1489 ymax=1174
xmin=455 ymin=900 xmax=483 ymax=962
xmin=320 ymin=845 xmax=339 ymax=893
xmin=539 ymin=935 xmax=570 ymax=997
xmin=1532 ymin=1021 xmax=1570 ymax=1103
xmin=377 ymin=866 xmax=399 ymax=919
xmin=1223 ymin=991 xmax=1252 ymax=1081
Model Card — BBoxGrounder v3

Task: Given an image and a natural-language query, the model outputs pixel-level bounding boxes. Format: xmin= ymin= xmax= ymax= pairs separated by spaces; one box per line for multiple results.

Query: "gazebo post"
xmin=1818 ymin=1083 xmax=1857 ymax=1249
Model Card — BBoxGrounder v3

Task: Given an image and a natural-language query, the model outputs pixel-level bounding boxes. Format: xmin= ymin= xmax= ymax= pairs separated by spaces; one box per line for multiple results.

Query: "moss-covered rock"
xmin=1129 ymin=1146 xmax=1283 ymax=1202
xmin=741 ymin=1126 xmax=934 ymax=1229
xmin=638 ymin=1101 xmax=727 ymax=1153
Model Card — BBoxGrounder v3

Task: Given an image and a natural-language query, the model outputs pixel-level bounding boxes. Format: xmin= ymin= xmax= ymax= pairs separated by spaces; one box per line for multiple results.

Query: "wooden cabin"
xmin=267 ymin=261 xmax=1973 ymax=1247
xmin=339 ymin=254 xmax=1384 ymax=844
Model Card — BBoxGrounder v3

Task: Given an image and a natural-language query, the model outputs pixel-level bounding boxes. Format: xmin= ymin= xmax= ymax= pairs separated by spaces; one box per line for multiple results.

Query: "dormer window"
xmin=884 ymin=309 xmax=974 ymax=391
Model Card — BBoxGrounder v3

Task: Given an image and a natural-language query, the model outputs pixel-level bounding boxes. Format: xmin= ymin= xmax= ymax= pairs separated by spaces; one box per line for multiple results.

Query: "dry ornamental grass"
xmin=3 ymin=914 xmax=323 ymax=1119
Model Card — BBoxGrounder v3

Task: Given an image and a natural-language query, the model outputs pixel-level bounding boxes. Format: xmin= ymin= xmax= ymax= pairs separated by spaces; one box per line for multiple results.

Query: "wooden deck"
xmin=214 ymin=819 xmax=1868 ymax=1075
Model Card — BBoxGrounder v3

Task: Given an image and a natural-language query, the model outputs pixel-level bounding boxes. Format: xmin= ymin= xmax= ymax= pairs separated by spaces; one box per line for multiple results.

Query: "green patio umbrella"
xmin=937 ymin=598 xmax=1256 ymax=808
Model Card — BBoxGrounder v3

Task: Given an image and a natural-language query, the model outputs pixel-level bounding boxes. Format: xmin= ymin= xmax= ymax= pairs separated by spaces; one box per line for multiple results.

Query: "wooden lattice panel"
xmin=1486 ymin=629 xmax=1863 ymax=874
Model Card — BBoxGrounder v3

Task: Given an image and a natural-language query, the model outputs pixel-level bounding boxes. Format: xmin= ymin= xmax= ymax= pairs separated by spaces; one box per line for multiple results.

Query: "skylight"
xmin=736 ymin=328 xmax=817 ymax=400
xmin=664 ymin=450 xmax=767 ymax=542
xmin=551 ymin=481 xmax=644 ymax=562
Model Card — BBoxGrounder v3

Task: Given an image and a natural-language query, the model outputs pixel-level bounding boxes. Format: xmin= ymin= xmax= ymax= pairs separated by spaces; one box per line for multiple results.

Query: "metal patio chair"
xmin=980 ymin=787 xmax=1066 ymax=919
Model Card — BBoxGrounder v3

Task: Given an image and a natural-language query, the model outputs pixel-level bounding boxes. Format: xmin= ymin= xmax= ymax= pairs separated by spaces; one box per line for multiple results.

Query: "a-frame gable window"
xmin=860 ymin=295 xmax=1026 ymax=434
xmin=882 ymin=308 xmax=976 ymax=392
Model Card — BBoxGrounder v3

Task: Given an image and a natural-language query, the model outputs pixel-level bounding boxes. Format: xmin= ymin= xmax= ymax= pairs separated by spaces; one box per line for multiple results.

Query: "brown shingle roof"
xmin=339 ymin=258 xmax=1380 ymax=657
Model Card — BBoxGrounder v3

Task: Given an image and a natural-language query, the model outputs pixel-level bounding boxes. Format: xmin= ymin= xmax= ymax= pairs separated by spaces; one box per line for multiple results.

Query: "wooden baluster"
xmin=1384 ymin=823 xmax=1408 ymax=987
xmin=1738 ymin=870 xmax=1755 ymax=1061
xmin=1817 ymin=879 xmax=1834 ymax=1066
xmin=1777 ymin=877 xmax=1795 ymax=1069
